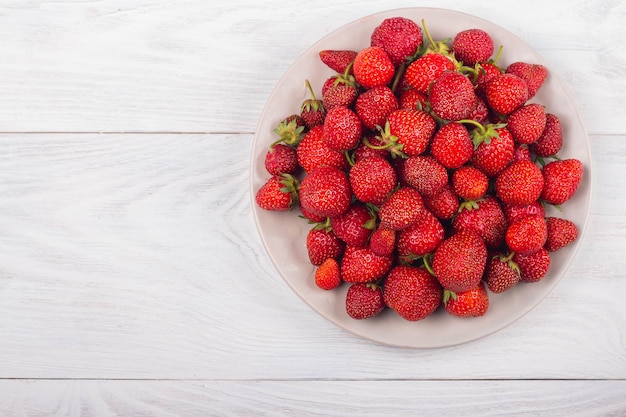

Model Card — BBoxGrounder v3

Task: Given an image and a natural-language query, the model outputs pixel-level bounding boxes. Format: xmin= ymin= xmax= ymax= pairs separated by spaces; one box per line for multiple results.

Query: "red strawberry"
xmin=370 ymin=16 xmax=423 ymax=66
xmin=349 ymin=156 xmax=397 ymax=205
xmin=353 ymin=133 xmax=390 ymax=162
xmin=485 ymin=252 xmax=521 ymax=293
xmin=505 ymin=214 xmax=548 ymax=255
xmin=299 ymin=165 xmax=351 ymax=218
xmin=345 ymin=283 xmax=385 ymax=319
xmin=355 ymin=85 xmax=399 ymax=130
xmin=341 ymin=245 xmax=394 ymax=283
xmin=544 ymin=217 xmax=579 ymax=252
xmin=495 ymin=160 xmax=544 ymax=206
xmin=468 ymin=95 xmax=490 ymax=124
xmin=299 ymin=202 xmax=327 ymax=224
xmin=315 ymin=258 xmax=342 ymax=290
xmin=470 ymin=124 xmax=515 ymax=178
xmin=319 ymin=49 xmax=357 ymax=74
xmin=512 ymin=143 xmax=531 ymax=163
xmin=404 ymin=52 xmax=455 ymax=94
xmin=378 ymin=186 xmax=425 ymax=231
xmin=382 ymin=108 xmax=437 ymax=157
xmin=513 ymin=247 xmax=550 ymax=282
xmin=353 ymin=46 xmax=395 ymax=89
xmin=429 ymin=71 xmax=478 ymax=121
xmin=540 ymin=159 xmax=584 ymax=206
xmin=503 ymin=201 xmax=546 ymax=224
xmin=300 ymin=80 xmax=326 ymax=129
xmin=398 ymin=88 xmax=429 ymax=111
xmin=484 ymin=73 xmax=529 ymax=115
xmin=397 ymin=210 xmax=445 ymax=260
xmin=505 ymin=61 xmax=548 ymax=99
xmin=264 ymin=143 xmax=298 ymax=176
xmin=432 ymin=230 xmax=487 ymax=293
xmin=296 ymin=125 xmax=348 ymax=173
xmin=474 ymin=61 xmax=503 ymax=96
xmin=506 ymin=103 xmax=547 ymax=144
xmin=272 ymin=114 xmax=305 ymax=147
xmin=322 ymin=106 xmax=363 ymax=151
xmin=322 ymin=84 xmax=358 ymax=110
xmin=443 ymin=282 xmax=489 ymax=317
xmin=255 ymin=174 xmax=299 ymax=212
xmin=429 ymin=122 xmax=474 ymax=169
xmin=531 ymin=113 xmax=563 ymax=157
xmin=402 ymin=155 xmax=448 ymax=197
xmin=369 ymin=227 xmax=397 ymax=257
xmin=383 ymin=265 xmax=443 ymax=321
xmin=330 ymin=203 xmax=376 ymax=247
xmin=452 ymin=165 xmax=489 ymax=201
xmin=423 ymin=184 xmax=460 ymax=220
xmin=452 ymin=28 xmax=494 ymax=66
xmin=452 ymin=195 xmax=508 ymax=249
xmin=306 ymin=226 xmax=345 ymax=266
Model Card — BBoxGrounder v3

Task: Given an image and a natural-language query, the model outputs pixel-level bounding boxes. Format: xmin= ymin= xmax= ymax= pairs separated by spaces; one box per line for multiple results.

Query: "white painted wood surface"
xmin=0 ymin=0 xmax=625 ymax=415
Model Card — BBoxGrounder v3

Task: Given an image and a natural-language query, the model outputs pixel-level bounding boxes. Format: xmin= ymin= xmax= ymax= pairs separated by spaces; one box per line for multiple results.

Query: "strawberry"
xmin=255 ymin=174 xmax=299 ymax=212
xmin=468 ymin=95 xmax=490 ymax=124
xmin=432 ymin=230 xmax=487 ymax=293
xmin=370 ymin=16 xmax=423 ymax=66
xmin=451 ymin=28 xmax=494 ymax=66
xmin=272 ymin=114 xmax=305 ymax=147
xmin=306 ymin=226 xmax=345 ymax=266
xmin=505 ymin=61 xmax=548 ymax=99
xmin=506 ymin=103 xmax=547 ymax=144
xmin=402 ymin=155 xmax=448 ymax=197
xmin=319 ymin=49 xmax=357 ymax=74
xmin=353 ymin=46 xmax=395 ymax=89
xmin=540 ymin=159 xmax=584 ymax=206
xmin=264 ymin=143 xmax=298 ymax=176
xmin=353 ymin=133 xmax=390 ymax=162
xmin=299 ymin=202 xmax=327 ymax=224
xmin=398 ymin=88 xmax=429 ymax=111
xmin=315 ymin=258 xmax=342 ymax=290
xmin=404 ymin=52 xmax=455 ymax=94
xmin=383 ymin=265 xmax=443 ymax=321
xmin=296 ymin=125 xmax=348 ymax=173
xmin=322 ymin=105 xmax=363 ymax=151
xmin=443 ymin=282 xmax=489 ymax=317
xmin=423 ymin=184 xmax=460 ymax=220
xmin=495 ymin=160 xmax=544 ymax=206
xmin=378 ymin=186 xmax=425 ymax=231
xmin=473 ymin=61 xmax=503 ymax=96
xmin=470 ymin=124 xmax=515 ymax=178
xmin=513 ymin=247 xmax=550 ymax=282
xmin=512 ymin=143 xmax=531 ymax=163
xmin=484 ymin=73 xmax=529 ymax=115
xmin=503 ymin=201 xmax=546 ymax=224
xmin=355 ymin=85 xmax=399 ymax=130
xmin=452 ymin=195 xmax=508 ymax=249
xmin=382 ymin=109 xmax=437 ymax=157
xmin=330 ymin=203 xmax=376 ymax=247
xmin=349 ymin=156 xmax=397 ymax=205
xmin=369 ymin=227 xmax=397 ymax=257
xmin=544 ymin=217 xmax=579 ymax=252
xmin=485 ymin=252 xmax=521 ymax=293
xmin=341 ymin=245 xmax=394 ymax=283
xmin=299 ymin=165 xmax=351 ymax=218
xmin=300 ymin=80 xmax=326 ymax=129
xmin=397 ymin=210 xmax=445 ymax=260
xmin=452 ymin=165 xmax=489 ymax=201
xmin=531 ymin=113 xmax=562 ymax=157
xmin=505 ymin=214 xmax=548 ymax=255
xmin=345 ymin=282 xmax=385 ymax=319
xmin=429 ymin=71 xmax=478 ymax=121
xmin=322 ymin=84 xmax=358 ymax=110
xmin=429 ymin=122 xmax=474 ymax=169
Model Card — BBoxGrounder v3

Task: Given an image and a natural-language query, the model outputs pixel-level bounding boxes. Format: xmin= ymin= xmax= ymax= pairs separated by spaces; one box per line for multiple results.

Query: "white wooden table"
xmin=0 ymin=1 xmax=625 ymax=415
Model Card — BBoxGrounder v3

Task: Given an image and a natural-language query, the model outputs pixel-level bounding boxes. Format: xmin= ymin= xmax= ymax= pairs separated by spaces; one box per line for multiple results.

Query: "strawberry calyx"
xmin=494 ymin=251 xmax=521 ymax=277
xmin=442 ymin=289 xmax=457 ymax=305
xmin=301 ymin=79 xmax=325 ymax=114
xmin=271 ymin=118 xmax=305 ymax=147
xmin=458 ymin=119 xmax=507 ymax=149
xmin=365 ymin=122 xmax=407 ymax=158
xmin=421 ymin=19 xmax=451 ymax=56
xmin=458 ymin=199 xmax=481 ymax=212
xmin=278 ymin=173 xmax=300 ymax=207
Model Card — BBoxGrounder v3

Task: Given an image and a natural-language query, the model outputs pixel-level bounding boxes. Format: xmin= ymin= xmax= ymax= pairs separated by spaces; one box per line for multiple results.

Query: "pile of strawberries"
xmin=255 ymin=16 xmax=583 ymax=321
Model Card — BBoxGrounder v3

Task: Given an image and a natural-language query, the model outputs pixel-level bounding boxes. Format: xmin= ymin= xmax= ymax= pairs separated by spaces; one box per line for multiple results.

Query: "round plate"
xmin=250 ymin=7 xmax=592 ymax=348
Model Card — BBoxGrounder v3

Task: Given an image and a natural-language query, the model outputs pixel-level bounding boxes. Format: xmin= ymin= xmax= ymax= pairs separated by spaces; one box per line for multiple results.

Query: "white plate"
xmin=249 ymin=7 xmax=592 ymax=348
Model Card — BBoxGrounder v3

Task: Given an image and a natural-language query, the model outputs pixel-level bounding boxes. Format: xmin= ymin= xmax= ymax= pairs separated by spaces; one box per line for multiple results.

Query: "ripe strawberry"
xmin=322 ymin=84 xmax=358 ymax=110
xmin=468 ymin=95 xmax=490 ymax=124
xmin=353 ymin=133 xmax=390 ymax=162
xmin=398 ymin=88 xmax=429 ymax=111
xmin=382 ymin=109 xmax=437 ymax=157
xmin=505 ymin=214 xmax=548 ymax=255
xmin=495 ymin=160 xmax=544 ymax=206
xmin=264 ymin=143 xmax=298 ymax=176
xmin=306 ymin=226 xmax=345 ymax=266
xmin=423 ymin=184 xmax=460 ymax=220
xmin=512 ymin=143 xmax=531 ymax=163
xmin=513 ymin=247 xmax=550 ymax=282
xmin=452 ymin=195 xmax=508 ymax=249
xmin=402 ymin=155 xmax=448 ymax=197
xmin=322 ymin=106 xmax=363 ymax=152
xmin=315 ymin=258 xmax=342 ymax=290
xmin=452 ymin=165 xmax=489 ymax=201
xmin=404 ymin=52 xmax=455 ymax=94
xmin=341 ymin=245 xmax=394 ymax=283
xmin=470 ymin=125 xmax=515 ymax=178
xmin=345 ymin=283 xmax=385 ymax=319
xmin=531 ymin=113 xmax=562 ymax=157
xmin=485 ymin=253 xmax=521 ymax=293
xmin=432 ymin=230 xmax=487 ymax=293
xmin=544 ymin=217 xmax=579 ymax=252
xmin=299 ymin=165 xmax=351 ymax=218
xmin=330 ymin=203 xmax=375 ymax=247
xmin=370 ymin=17 xmax=423 ymax=66
xmin=383 ymin=265 xmax=443 ymax=321
xmin=272 ymin=114 xmax=305 ymax=147
xmin=319 ymin=49 xmax=357 ymax=74
xmin=429 ymin=71 xmax=478 ymax=121
xmin=300 ymin=80 xmax=326 ymax=129
xmin=484 ymin=73 xmax=529 ymax=115
xmin=369 ymin=227 xmax=397 ymax=257
xmin=443 ymin=282 xmax=489 ymax=317
xmin=503 ymin=201 xmax=546 ymax=224
xmin=429 ymin=122 xmax=474 ymax=169
xmin=296 ymin=125 xmax=348 ymax=173
xmin=452 ymin=28 xmax=494 ymax=66
xmin=397 ymin=210 xmax=445 ymax=260
xmin=540 ymin=159 xmax=584 ymax=206
xmin=299 ymin=202 xmax=327 ymax=224
xmin=506 ymin=103 xmax=547 ymax=144
xmin=255 ymin=174 xmax=299 ymax=212
xmin=473 ymin=61 xmax=503 ymax=96
xmin=355 ymin=85 xmax=399 ymax=130
xmin=353 ymin=46 xmax=395 ymax=89
xmin=505 ymin=61 xmax=548 ymax=99
xmin=349 ymin=156 xmax=397 ymax=205
xmin=378 ymin=186 xmax=425 ymax=231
